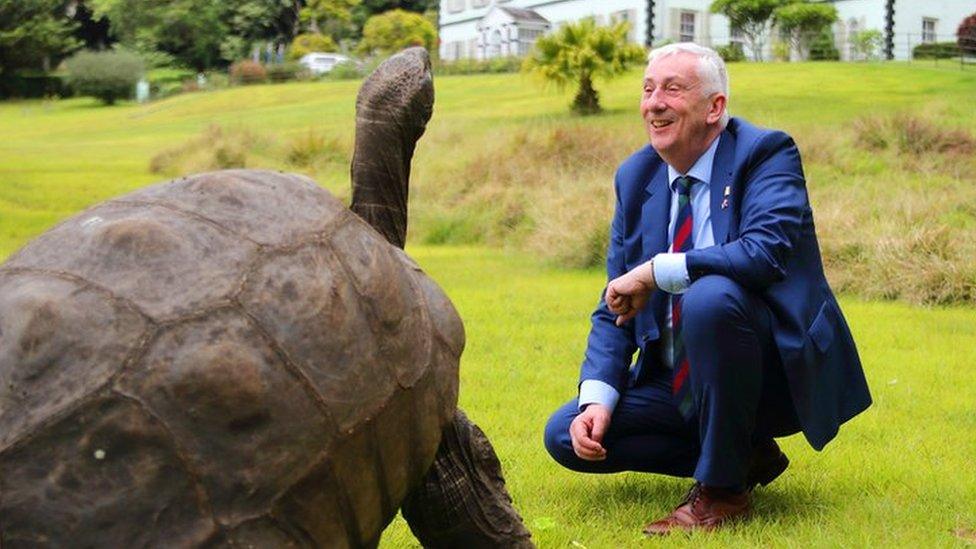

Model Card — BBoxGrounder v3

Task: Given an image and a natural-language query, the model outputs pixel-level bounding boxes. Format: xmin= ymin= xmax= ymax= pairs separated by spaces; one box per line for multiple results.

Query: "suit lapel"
xmin=641 ymin=162 xmax=670 ymax=261
xmin=709 ymin=129 xmax=736 ymax=244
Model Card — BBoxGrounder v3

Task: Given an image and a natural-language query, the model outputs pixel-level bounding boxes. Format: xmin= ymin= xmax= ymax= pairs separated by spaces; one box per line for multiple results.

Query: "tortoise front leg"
xmin=401 ymin=409 xmax=534 ymax=548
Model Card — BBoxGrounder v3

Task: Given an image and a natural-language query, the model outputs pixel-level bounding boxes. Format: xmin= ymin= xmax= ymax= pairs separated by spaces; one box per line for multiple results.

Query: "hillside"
xmin=2 ymin=61 xmax=975 ymax=303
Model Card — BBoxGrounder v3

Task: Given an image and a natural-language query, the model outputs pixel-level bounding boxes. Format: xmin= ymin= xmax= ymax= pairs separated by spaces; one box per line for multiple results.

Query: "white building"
xmin=438 ymin=0 xmax=975 ymax=61
xmin=830 ymin=0 xmax=975 ymax=61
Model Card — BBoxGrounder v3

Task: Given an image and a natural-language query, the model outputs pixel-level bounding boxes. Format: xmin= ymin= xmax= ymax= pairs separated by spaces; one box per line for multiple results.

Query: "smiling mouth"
xmin=649 ymin=120 xmax=674 ymax=129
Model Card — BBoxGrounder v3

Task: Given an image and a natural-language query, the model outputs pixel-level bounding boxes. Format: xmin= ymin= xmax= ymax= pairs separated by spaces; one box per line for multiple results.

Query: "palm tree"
xmin=522 ymin=18 xmax=646 ymax=115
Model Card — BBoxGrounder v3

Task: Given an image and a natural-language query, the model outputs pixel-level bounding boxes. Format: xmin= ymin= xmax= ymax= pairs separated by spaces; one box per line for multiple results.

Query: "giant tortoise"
xmin=0 ymin=47 xmax=533 ymax=548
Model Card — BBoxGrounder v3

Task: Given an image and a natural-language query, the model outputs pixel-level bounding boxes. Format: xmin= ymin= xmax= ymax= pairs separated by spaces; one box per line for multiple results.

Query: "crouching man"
xmin=543 ymin=43 xmax=871 ymax=535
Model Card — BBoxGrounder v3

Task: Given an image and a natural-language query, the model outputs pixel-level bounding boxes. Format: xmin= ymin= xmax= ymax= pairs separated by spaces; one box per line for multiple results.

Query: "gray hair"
xmin=647 ymin=42 xmax=730 ymax=126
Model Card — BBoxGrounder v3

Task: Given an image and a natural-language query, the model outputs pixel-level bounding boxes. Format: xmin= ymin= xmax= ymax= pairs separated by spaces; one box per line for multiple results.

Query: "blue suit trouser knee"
xmin=544 ymin=275 xmax=800 ymax=487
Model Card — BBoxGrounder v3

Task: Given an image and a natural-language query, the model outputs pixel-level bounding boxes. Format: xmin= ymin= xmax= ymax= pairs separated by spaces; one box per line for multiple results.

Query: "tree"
xmin=222 ymin=0 xmax=305 ymax=61
xmin=0 ymin=0 xmax=80 ymax=75
xmin=89 ymin=0 xmax=228 ymax=70
xmin=773 ymin=2 xmax=838 ymax=61
xmin=300 ymin=0 xmax=359 ymax=42
xmin=710 ymin=0 xmax=785 ymax=61
xmin=958 ymin=12 xmax=976 ymax=57
xmin=522 ymin=18 xmax=646 ymax=115
xmin=359 ymin=9 xmax=435 ymax=56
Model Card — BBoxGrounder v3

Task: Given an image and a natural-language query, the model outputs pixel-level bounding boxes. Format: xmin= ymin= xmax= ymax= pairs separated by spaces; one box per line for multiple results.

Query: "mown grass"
xmin=2 ymin=62 xmax=975 ymax=303
xmin=374 ymin=246 xmax=976 ymax=548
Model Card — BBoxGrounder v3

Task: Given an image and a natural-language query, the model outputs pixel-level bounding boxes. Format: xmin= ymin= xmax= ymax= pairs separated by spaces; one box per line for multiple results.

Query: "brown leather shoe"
xmin=746 ymin=439 xmax=789 ymax=491
xmin=642 ymin=483 xmax=751 ymax=535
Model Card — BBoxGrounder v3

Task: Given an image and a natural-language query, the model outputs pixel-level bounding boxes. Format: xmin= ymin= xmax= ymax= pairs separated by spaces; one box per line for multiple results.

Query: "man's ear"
xmin=706 ymin=94 xmax=727 ymax=125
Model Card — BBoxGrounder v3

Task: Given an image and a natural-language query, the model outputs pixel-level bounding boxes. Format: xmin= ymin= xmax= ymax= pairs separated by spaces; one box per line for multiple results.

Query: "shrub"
xmin=716 ymin=42 xmax=746 ymax=62
xmin=771 ymin=41 xmax=791 ymax=61
xmin=851 ymin=29 xmax=883 ymax=60
xmin=64 ymin=49 xmax=144 ymax=105
xmin=959 ymin=13 xmax=976 ymax=56
xmin=266 ymin=62 xmax=310 ymax=83
xmin=0 ymin=73 xmax=70 ymax=99
xmin=912 ymin=42 xmax=960 ymax=59
xmin=288 ymin=33 xmax=338 ymax=61
xmin=808 ymin=29 xmax=840 ymax=60
xmin=229 ymin=60 xmax=267 ymax=85
xmin=434 ymin=57 xmax=521 ymax=76
xmin=852 ymin=113 xmax=976 ymax=155
xmin=324 ymin=60 xmax=366 ymax=80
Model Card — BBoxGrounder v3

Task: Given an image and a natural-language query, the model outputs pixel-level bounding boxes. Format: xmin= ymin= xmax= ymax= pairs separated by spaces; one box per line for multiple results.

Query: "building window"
xmin=680 ymin=12 xmax=696 ymax=42
xmin=922 ymin=18 xmax=937 ymax=43
xmin=447 ymin=0 xmax=465 ymax=13
xmin=611 ymin=9 xmax=638 ymax=42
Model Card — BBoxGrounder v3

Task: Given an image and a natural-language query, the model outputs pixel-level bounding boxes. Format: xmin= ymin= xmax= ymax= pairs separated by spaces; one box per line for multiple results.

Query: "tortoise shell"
xmin=0 ymin=169 xmax=463 ymax=547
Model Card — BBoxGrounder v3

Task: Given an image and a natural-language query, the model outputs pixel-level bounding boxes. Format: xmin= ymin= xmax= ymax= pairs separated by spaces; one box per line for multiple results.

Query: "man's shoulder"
xmin=727 ymin=117 xmax=795 ymax=156
xmin=616 ymin=144 xmax=663 ymax=182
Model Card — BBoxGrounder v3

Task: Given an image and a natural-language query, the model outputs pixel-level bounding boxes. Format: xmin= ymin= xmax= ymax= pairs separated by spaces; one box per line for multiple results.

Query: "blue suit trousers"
xmin=544 ymin=275 xmax=802 ymax=488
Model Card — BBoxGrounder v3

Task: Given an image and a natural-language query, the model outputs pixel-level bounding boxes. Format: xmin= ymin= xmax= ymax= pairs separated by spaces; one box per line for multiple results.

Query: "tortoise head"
xmin=350 ymin=47 xmax=434 ymax=249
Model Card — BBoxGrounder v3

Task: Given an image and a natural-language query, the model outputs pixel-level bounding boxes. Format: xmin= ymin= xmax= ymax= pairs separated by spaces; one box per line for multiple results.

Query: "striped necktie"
xmin=671 ymin=175 xmax=695 ymax=419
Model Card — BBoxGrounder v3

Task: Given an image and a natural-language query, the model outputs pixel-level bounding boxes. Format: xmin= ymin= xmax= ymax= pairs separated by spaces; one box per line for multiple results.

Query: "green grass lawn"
xmin=379 ymin=246 xmax=976 ymax=548
xmin=2 ymin=62 xmax=975 ymax=546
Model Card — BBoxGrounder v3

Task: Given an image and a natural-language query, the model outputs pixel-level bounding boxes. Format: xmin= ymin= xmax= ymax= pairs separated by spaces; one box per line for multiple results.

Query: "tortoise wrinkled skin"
xmin=0 ymin=48 xmax=531 ymax=547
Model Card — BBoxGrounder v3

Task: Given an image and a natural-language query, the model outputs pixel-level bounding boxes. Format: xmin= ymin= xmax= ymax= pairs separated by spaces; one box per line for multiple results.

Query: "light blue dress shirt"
xmin=579 ymin=136 xmax=721 ymax=412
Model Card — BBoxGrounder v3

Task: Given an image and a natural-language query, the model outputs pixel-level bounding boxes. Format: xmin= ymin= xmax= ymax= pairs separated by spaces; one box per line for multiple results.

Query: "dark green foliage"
xmin=0 ymin=0 xmax=81 ymax=77
xmin=716 ymin=42 xmax=746 ymax=62
xmin=0 ymin=72 xmax=69 ymax=99
xmin=912 ymin=42 xmax=960 ymax=59
xmin=90 ymin=0 xmax=303 ymax=70
xmin=64 ymin=49 xmax=143 ymax=105
xmin=809 ymin=29 xmax=840 ymax=61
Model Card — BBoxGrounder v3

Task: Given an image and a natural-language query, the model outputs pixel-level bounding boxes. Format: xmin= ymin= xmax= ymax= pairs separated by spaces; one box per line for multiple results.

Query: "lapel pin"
xmin=723 ymin=185 xmax=731 ymax=197
xmin=721 ymin=198 xmax=729 ymax=210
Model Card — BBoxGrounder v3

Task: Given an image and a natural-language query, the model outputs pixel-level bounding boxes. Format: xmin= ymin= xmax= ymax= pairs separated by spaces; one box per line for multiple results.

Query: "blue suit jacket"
xmin=580 ymin=117 xmax=871 ymax=451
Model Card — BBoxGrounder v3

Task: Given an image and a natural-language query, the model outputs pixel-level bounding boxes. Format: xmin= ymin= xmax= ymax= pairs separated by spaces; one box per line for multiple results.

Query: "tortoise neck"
xmin=350 ymin=114 xmax=411 ymax=249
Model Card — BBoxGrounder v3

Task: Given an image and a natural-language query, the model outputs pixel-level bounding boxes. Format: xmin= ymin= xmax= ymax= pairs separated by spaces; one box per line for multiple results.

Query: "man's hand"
xmin=569 ymin=404 xmax=611 ymax=461
xmin=605 ymin=260 xmax=656 ymax=326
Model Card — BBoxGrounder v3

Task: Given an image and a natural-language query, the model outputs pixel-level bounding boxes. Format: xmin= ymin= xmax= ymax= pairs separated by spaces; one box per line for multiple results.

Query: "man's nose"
xmin=644 ymin=88 xmax=667 ymax=110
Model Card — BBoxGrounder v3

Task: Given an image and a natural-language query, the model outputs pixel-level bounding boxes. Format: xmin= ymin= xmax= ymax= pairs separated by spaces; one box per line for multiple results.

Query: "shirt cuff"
xmin=578 ymin=379 xmax=619 ymax=412
xmin=653 ymin=252 xmax=690 ymax=294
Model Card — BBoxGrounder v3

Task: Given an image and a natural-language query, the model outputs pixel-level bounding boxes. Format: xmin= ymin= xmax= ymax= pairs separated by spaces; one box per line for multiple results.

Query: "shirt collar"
xmin=667 ymin=135 xmax=721 ymax=190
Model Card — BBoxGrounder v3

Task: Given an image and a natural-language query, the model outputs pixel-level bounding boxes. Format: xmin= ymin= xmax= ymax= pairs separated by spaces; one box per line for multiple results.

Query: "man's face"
xmin=640 ymin=52 xmax=724 ymax=168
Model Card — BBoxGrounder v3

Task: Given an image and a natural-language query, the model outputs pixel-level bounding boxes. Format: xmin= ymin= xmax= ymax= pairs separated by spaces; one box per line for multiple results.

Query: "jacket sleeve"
xmin=685 ymin=131 xmax=807 ymax=291
xmin=578 ymin=171 xmax=638 ymax=393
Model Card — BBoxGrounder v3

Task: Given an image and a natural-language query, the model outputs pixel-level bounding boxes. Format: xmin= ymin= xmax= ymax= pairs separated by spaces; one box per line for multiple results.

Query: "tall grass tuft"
xmin=418 ymin=123 xmax=638 ymax=267
xmin=285 ymin=129 xmax=348 ymax=168
xmin=807 ymin=115 xmax=976 ymax=305
xmin=149 ymin=124 xmax=269 ymax=176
